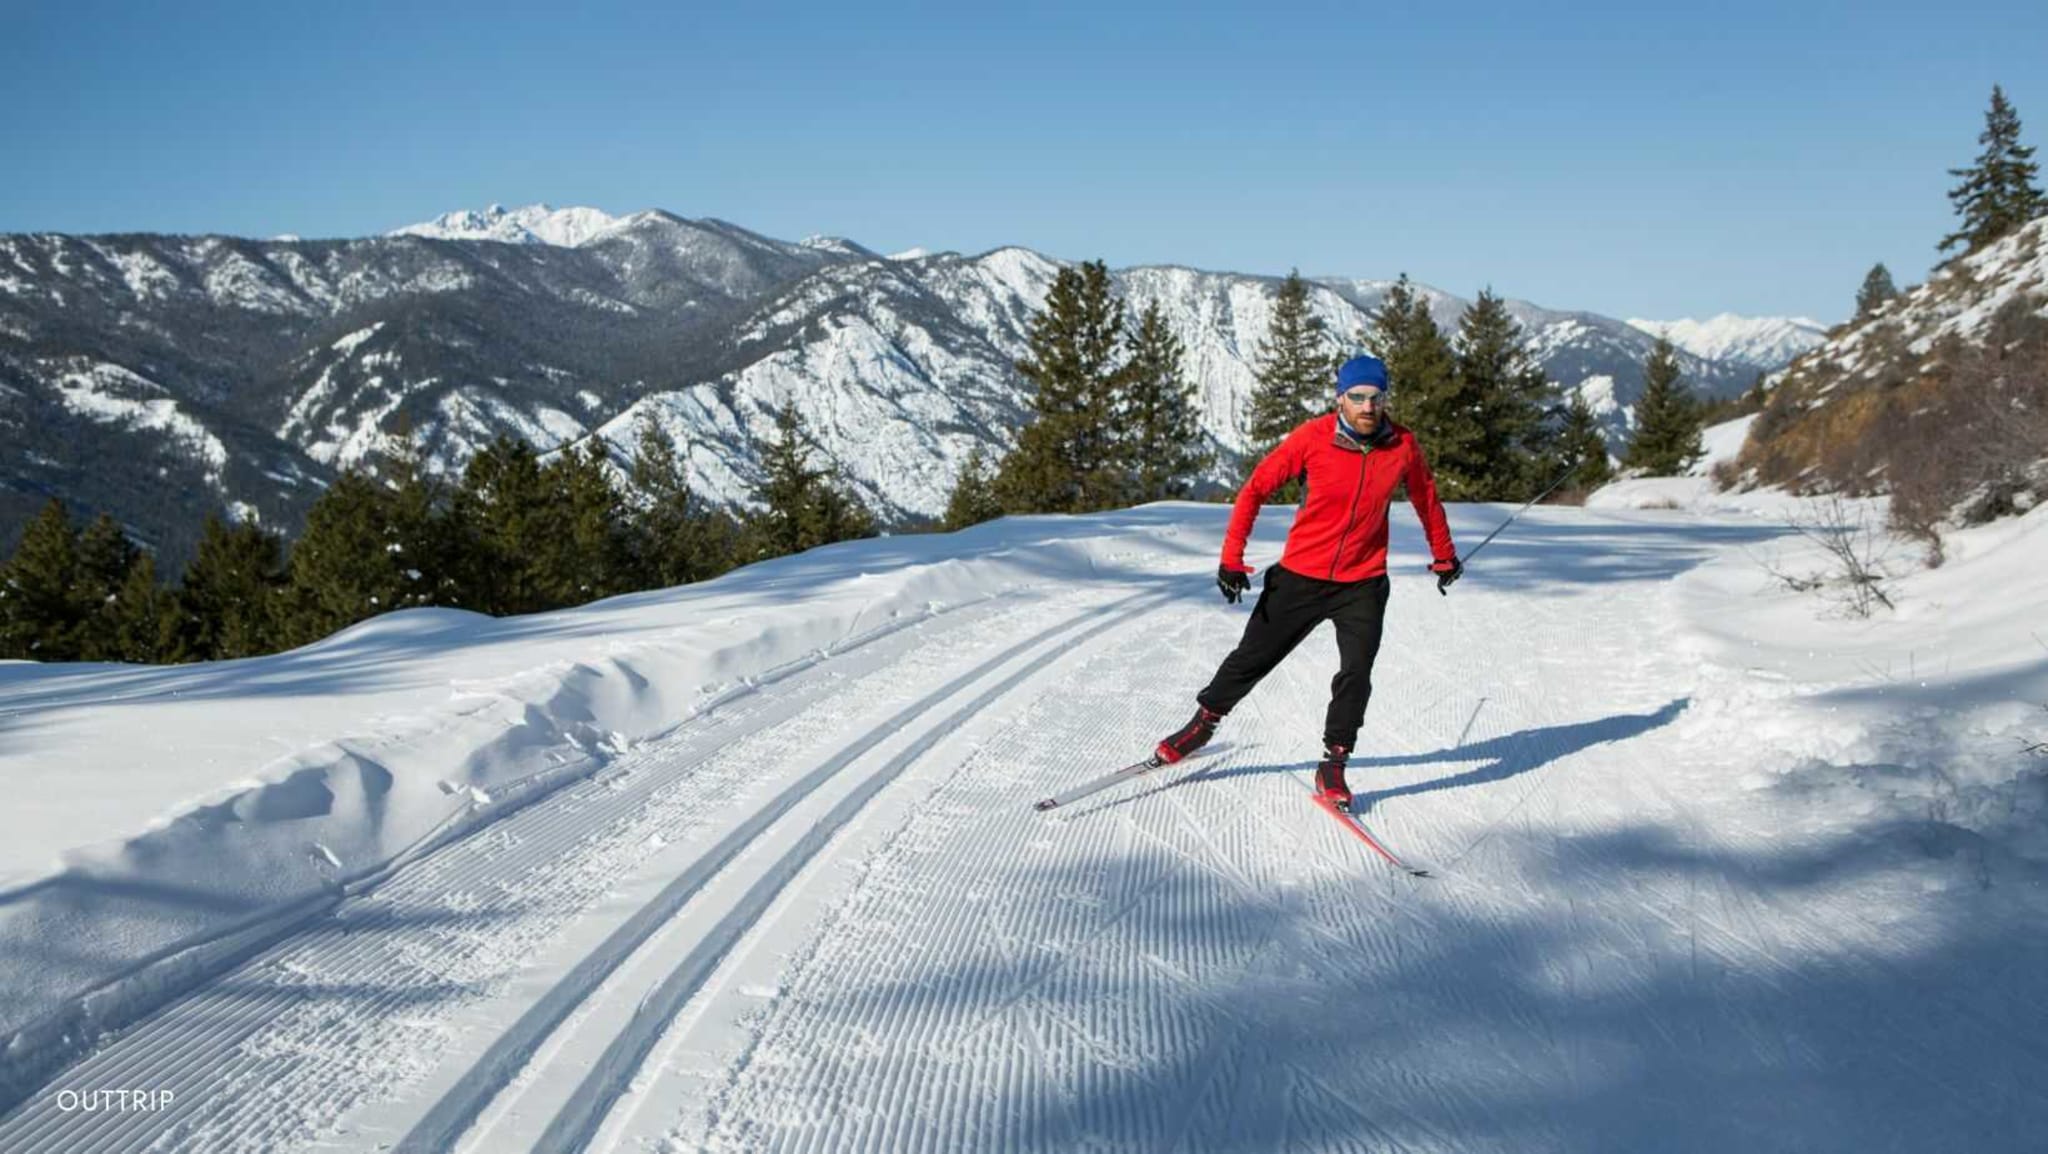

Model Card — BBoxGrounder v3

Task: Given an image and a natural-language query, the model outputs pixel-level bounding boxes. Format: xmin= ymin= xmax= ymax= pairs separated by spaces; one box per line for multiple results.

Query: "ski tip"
xmin=1405 ymin=867 xmax=1434 ymax=879
xmin=1032 ymin=799 xmax=1057 ymax=812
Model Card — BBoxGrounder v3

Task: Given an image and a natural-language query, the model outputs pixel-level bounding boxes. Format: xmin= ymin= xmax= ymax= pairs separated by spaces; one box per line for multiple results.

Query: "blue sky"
xmin=4 ymin=1 xmax=2043 ymax=321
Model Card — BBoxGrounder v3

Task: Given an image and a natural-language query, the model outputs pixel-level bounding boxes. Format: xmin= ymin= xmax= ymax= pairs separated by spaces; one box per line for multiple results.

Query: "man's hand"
xmin=1217 ymin=563 xmax=1254 ymax=604
xmin=1430 ymin=555 xmax=1463 ymax=595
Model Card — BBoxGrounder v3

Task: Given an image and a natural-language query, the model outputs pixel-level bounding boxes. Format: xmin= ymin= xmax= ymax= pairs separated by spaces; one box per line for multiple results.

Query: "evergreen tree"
xmin=994 ymin=260 xmax=1128 ymax=514
xmin=175 ymin=514 xmax=287 ymax=660
xmin=941 ymin=444 xmax=1005 ymax=531
xmin=1621 ymin=335 xmax=1705 ymax=476
xmin=74 ymin=512 xmax=143 ymax=660
xmin=1122 ymin=301 xmax=1214 ymax=502
xmin=451 ymin=435 xmax=555 ymax=615
xmin=626 ymin=415 xmax=736 ymax=587
xmin=0 ymin=499 xmax=85 ymax=660
xmin=1245 ymin=271 xmax=1336 ymax=464
xmin=539 ymin=442 xmax=632 ymax=605
xmin=380 ymin=428 xmax=459 ymax=610
xmin=1556 ymin=391 xmax=1614 ymax=489
xmin=742 ymin=405 xmax=876 ymax=561
xmin=1941 ymin=85 xmax=2046 ymax=254
xmin=1453 ymin=288 xmax=1558 ymax=499
xmin=106 ymin=553 xmax=177 ymax=663
xmin=281 ymin=470 xmax=408 ymax=647
xmin=1854 ymin=263 xmax=1899 ymax=320
xmin=1366 ymin=276 xmax=1482 ymax=498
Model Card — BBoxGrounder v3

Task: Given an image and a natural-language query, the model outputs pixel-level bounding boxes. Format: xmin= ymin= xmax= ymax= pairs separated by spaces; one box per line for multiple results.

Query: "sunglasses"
xmin=1340 ymin=389 xmax=1384 ymax=404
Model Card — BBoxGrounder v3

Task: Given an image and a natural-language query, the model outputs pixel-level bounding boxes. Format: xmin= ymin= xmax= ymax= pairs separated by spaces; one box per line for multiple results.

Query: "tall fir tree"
xmin=1854 ymin=263 xmax=1899 ymax=320
xmin=993 ymin=260 xmax=1128 ymax=514
xmin=451 ymin=435 xmax=556 ymax=616
xmin=742 ymin=405 xmax=876 ymax=561
xmin=627 ymin=415 xmax=735 ymax=587
xmin=941 ymin=444 xmax=1005 ymax=531
xmin=1621 ymin=335 xmax=1705 ymax=476
xmin=1245 ymin=271 xmax=1337 ymax=467
xmin=281 ymin=471 xmax=406 ymax=647
xmin=380 ymin=426 xmax=459 ymax=610
xmin=1366 ymin=275 xmax=1483 ymax=499
xmin=1453 ymin=288 xmax=1558 ymax=499
xmin=1121 ymin=300 xmax=1214 ymax=502
xmin=74 ymin=512 xmax=144 ymax=660
xmin=106 ymin=553 xmax=177 ymax=663
xmin=1941 ymin=85 xmax=2046 ymax=254
xmin=0 ymin=499 xmax=86 ymax=660
xmin=175 ymin=514 xmax=287 ymax=660
xmin=539 ymin=442 xmax=633 ymax=605
xmin=1556 ymin=391 xmax=1614 ymax=490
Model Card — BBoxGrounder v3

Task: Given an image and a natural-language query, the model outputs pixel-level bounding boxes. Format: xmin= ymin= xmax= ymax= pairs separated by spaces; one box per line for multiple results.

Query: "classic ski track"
xmin=660 ymin=607 xmax=1469 ymax=1153
xmin=0 ymin=587 xmax=1105 ymax=1154
xmin=517 ymin=589 xmax=1175 ymax=1154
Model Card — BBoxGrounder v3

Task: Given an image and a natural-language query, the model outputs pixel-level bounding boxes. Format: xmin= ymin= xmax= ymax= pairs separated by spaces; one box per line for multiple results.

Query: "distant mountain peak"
xmin=388 ymin=203 xmax=633 ymax=247
xmin=1624 ymin=313 xmax=1829 ymax=370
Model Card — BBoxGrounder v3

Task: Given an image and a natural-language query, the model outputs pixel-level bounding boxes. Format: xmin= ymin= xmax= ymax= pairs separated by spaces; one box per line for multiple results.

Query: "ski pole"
xmin=1460 ymin=458 xmax=1582 ymax=566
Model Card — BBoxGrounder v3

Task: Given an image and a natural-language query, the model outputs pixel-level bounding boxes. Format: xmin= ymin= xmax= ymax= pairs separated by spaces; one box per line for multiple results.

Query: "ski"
xmin=1313 ymin=794 xmax=1432 ymax=877
xmin=1033 ymin=753 xmax=1171 ymax=812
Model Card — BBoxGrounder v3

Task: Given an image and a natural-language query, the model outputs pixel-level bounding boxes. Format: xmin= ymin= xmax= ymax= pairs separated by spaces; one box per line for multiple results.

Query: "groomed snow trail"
xmin=5 ymin=511 xmax=2045 ymax=1153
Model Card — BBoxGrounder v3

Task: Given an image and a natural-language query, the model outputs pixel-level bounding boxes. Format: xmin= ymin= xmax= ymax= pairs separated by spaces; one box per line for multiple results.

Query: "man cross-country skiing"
xmin=1153 ymin=354 xmax=1462 ymax=812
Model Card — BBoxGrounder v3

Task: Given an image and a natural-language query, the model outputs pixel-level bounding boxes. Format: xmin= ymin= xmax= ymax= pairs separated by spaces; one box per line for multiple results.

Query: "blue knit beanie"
xmin=1336 ymin=355 xmax=1389 ymax=394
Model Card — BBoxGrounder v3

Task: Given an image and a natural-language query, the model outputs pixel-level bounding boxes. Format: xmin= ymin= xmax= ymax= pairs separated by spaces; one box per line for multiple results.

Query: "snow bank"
xmin=0 ymin=508 xmax=1229 ymax=1102
xmin=1669 ymin=501 xmax=2048 ymax=862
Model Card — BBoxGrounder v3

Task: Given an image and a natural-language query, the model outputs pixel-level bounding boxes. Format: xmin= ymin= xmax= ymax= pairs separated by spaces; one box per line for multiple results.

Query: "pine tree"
xmin=626 ymin=415 xmax=735 ymax=587
xmin=941 ymin=445 xmax=1005 ymax=531
xmin=1367 ymin=276 xmax=1482 ymax=498
xmin=380 ymin=427 xmax=458 ymax=610
xmin=1941 ymin=85 xmax=2047 ymax=254
xmin=1122 ymin=301 xmax=1213 ymax=502
xmin=540 ymin=442 xmax=632 ymax=605
xmin=106 ymin=553 xmax=177 ymax=663
xmin=1453 ymin=288 xmax=1557 ymax=499
xmin=1854 ymin=263 xmax=1899 ymax=320
xmin=994 ymin=261 xmax=1128 ymax=514
xmin=1245 ymin=271 xmax=1336 ymax=465
xmin=742 ymin=405 xmax=876 ymax=561
xmin=1556 ymin=391 xmax=1614 ymax=489
xmin=451 ymin=435 xmax=555 ymax=615
xmin=1622 ymin=335 xmax=1705 ymax=476
xmin=175 ymin=514 xmax=287 ymax=660
xmin=0 ymin=499 xmax=85 ymax=660
xmin=281 ymin=470 xmax=408 ymax=647
xmin=74 ymin=512 xmax=143 ymax=660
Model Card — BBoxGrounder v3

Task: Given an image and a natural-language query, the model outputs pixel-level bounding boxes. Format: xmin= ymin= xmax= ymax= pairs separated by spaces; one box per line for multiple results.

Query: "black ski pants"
xmin=1196 ymin=564 xmax=1392 ymax=750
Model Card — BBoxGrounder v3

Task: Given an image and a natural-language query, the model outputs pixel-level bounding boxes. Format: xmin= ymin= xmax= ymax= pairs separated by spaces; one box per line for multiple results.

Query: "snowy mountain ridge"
xmin=3 ymin=208 xmax=1814 ymax=565
xmin=1625 ymin=313 xmax=1830 ymax=373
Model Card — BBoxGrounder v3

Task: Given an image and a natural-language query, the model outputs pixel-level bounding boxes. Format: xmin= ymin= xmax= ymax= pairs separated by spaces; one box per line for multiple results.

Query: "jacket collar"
xmin=1330 ymin=412 xmax=1396 ymax=453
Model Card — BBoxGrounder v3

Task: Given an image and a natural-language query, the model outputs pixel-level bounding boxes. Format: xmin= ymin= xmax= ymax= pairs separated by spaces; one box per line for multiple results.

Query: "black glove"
xmin=1216 ymin=564 xmax=1253 ymax=604
xmin=1430 ymin=555 xmax=1463 ymax=595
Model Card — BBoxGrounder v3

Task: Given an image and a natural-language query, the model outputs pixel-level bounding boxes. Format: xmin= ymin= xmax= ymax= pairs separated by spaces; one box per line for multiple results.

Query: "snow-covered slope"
xmin=1626 ymin=313 xmax=1829 ymax=371
xmin=1 ymin=499 xmax=2044 ymax=1151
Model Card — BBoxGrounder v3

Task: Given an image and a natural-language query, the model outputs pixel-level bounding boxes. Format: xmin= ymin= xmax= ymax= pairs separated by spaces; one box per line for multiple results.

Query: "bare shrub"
xmin=1763 ymin=496 xmax=1898 ymax=616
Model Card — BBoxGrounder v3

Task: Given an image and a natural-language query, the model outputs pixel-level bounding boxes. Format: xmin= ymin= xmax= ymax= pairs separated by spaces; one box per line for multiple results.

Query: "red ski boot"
xmin=1315 ymin=744 xmax=1353 ymax=812
xmin=1154 ymin=705 xmax=1224 ymax=764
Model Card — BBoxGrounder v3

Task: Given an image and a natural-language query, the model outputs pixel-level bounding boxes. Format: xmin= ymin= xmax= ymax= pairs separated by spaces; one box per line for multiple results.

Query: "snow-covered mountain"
xmin=387 ymin=202 xmax=637 ymax=247
xmin=1626 ymin=313 xmax=1829 ymax=375
xmin=0 ymin=206 xmax=1816 ymax=564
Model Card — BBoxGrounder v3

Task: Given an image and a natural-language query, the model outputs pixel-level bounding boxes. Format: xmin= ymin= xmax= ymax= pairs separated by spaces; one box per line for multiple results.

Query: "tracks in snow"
xmin=0 ymin=584 xmax=1167 ymax=1154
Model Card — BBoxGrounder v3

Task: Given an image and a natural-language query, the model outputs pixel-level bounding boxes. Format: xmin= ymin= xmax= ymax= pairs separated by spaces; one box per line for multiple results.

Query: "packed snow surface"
xmin=1 ymin=492 xmax=2044 ymax=1152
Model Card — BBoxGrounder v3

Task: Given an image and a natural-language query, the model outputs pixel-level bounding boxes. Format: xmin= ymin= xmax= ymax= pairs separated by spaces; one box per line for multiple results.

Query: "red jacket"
xmin=1223 ymin=414 xmax=1456 ymax=582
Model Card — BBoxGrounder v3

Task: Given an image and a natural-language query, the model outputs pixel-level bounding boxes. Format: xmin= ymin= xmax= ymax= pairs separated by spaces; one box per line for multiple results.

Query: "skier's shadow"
xmin=1083 ymin=699 xmax=1688 ymax=815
